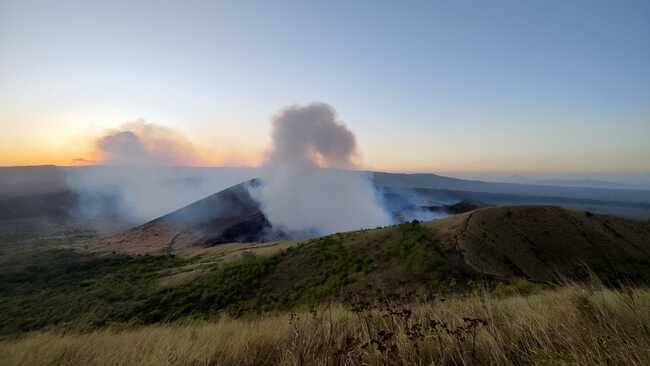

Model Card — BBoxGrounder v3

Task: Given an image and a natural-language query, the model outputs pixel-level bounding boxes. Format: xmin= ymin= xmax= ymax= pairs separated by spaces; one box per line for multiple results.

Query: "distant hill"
xmin=0 ymin=165 xmax=68 ymax=197
xmin=96 ymin=182 xmax=481 ymax=255
xmin=382 ymin=186 xmax=650 ymax=219
xmin=372 ymin=172 xmax=650 ymax=204
xmin=3 ymin=166 xmax=650 ymax=235
xmin=96 ymin=180 xmax=288 ymax=255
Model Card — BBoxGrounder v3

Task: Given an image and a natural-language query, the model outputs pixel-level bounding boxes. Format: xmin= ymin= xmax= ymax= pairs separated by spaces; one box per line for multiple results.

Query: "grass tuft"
xmin=1 ymin=284 xmax=648 ymax=365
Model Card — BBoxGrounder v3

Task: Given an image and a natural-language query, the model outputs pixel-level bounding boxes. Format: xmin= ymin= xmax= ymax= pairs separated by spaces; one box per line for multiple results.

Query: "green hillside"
xmin=2 ymin=206 xmax=649 ymax=337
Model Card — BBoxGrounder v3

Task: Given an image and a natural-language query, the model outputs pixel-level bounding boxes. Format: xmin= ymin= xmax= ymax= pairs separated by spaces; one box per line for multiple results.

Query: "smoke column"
xmin=253 ymin=103 xmax=391 ymax=235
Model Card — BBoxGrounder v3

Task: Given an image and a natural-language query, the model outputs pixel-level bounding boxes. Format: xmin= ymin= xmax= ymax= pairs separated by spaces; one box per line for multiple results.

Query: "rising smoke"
xmin=252 ymin=103 xmax=391 ymax=235
xmin=67 ymin=105 xmax=393 ymax=234
xmin=67 ymin=120 xmax=256 ymax=227
xmin=93 ymin=119 xmax=197 ymax=166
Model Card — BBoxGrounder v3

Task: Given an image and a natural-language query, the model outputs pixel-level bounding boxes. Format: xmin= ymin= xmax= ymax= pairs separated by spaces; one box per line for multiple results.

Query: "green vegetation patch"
xmin=136 ymin=251 xmax=280 ymax=320
xmin=0 ymin=249 xmax=182 ymax=336
xmin=398 ymin=220 xmax=447 ymax=279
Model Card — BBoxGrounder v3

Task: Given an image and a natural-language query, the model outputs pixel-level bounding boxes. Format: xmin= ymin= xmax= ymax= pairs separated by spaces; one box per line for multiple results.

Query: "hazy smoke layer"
xmin=253 ymin=103 xmax=391 ymax=235
xmin=67 ymin=121 xmax=256 ymax=227
xmin=94 ymin=119 xmax=196 ymax=166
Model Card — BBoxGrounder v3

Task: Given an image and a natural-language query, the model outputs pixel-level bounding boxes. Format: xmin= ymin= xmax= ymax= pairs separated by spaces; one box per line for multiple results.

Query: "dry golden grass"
xmin=1 ymin=284 xmax=649 ymax=366
xmin=174 ymin=240 xmax=303 ymax=260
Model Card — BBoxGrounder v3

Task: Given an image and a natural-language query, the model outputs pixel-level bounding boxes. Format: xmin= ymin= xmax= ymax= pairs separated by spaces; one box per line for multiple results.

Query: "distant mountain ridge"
xmin=2 ymin=166 xmax=650 ymax=232
xmin=372 ymin=172 xmax=650 ymax=204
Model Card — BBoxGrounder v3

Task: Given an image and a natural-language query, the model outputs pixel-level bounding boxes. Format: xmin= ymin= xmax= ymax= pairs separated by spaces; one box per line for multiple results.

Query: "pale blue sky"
xmin=1 ymin=0 xmax=648 ymax=172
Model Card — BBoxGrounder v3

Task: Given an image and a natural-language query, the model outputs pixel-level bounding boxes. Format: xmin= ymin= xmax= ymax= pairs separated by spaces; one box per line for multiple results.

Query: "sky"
xmin=1 ymin=0 xmax=649 ymax=173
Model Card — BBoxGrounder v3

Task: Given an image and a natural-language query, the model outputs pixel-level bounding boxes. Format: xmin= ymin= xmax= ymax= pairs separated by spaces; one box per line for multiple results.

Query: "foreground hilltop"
xmin=220 ymin=206 xmax=650 ymax=309
xmin=106 ymin=202 xmax=650 ymax=286
xmin=106 ymin=206 xmax=650 ymax=316
xmin=98 ymin=201 xmax=650 ymax=289
xmin=429 ymin=206 xmax=650 ymax=283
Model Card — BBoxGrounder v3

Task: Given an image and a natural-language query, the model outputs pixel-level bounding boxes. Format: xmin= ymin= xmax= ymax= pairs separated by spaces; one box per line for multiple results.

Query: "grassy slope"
xmin=1 ymin=206 xmax=649 ymax=338
xmin=93 ymin=220 xmax=484 ymax=323
xmin=0 ymin=250 xmax=183 ymax=335
xmin=0 ymin=220 xmax=481 ymax=336
xmin=427 ymin=206 xmax=650 ymax=283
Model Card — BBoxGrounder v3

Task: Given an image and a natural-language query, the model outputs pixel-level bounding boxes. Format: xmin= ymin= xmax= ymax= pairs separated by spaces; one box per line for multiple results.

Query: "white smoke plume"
xmin=67 ymin=120 xmax=256 ymax=227
xmin=94 ymin=119 xmax=197 ymax=166
xmin=253 ymin=103 xmax=391 ymax=235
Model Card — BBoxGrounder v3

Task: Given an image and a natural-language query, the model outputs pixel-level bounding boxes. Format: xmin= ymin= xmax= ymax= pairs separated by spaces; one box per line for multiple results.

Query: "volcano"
xmin=97 ymin=180 xmax=289 ymax=255
xmin=96 ymin=179 xmax=491 ymax=255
